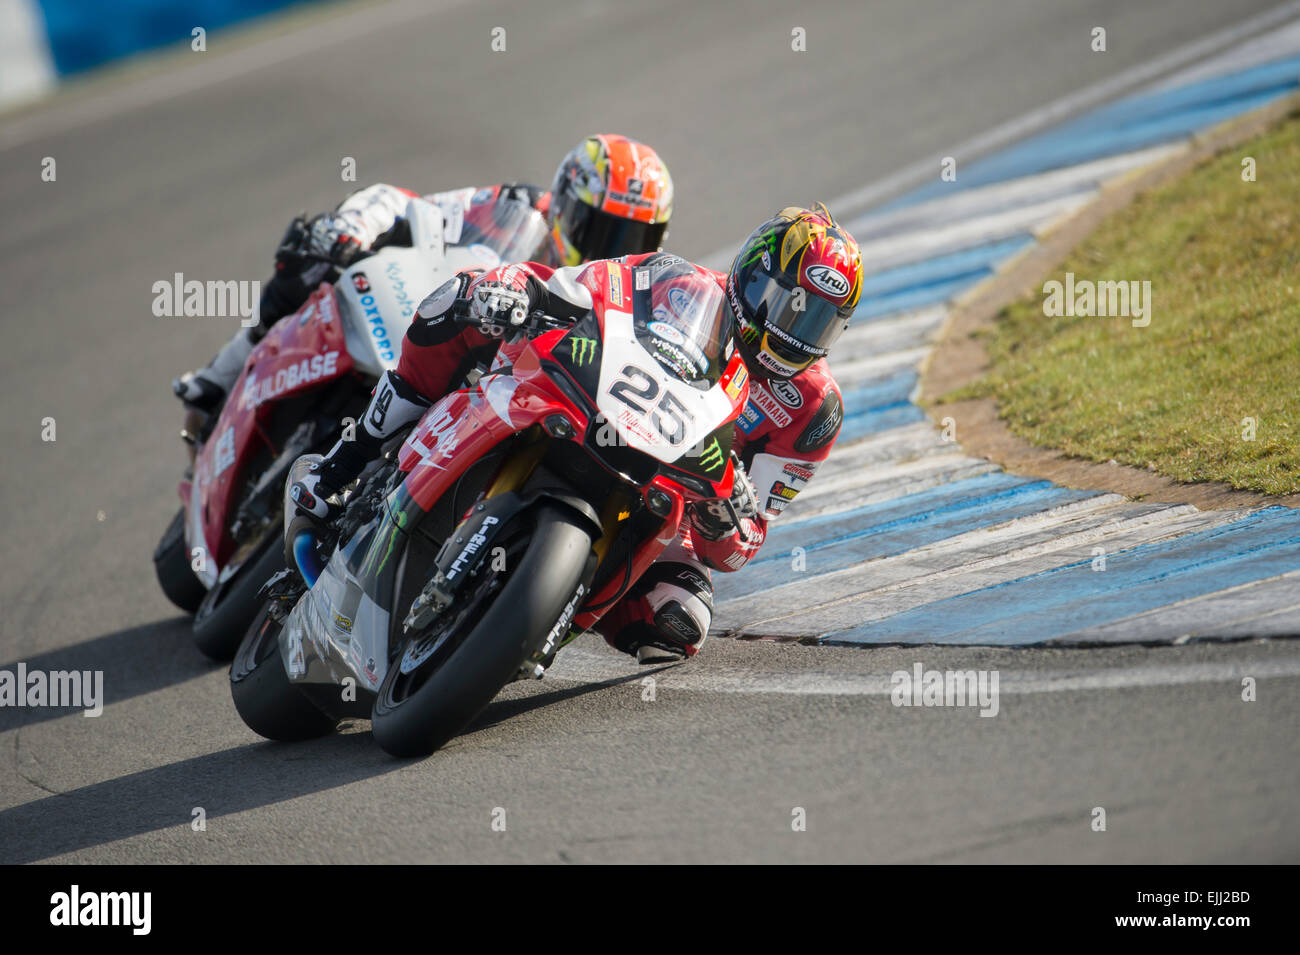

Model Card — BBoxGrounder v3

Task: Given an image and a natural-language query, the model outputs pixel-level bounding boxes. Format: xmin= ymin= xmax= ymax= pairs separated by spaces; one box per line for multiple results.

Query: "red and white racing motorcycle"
xmin=153 ymin=197 xmax=548 ymax=659
xmin=231 ymin=258 xmax=750 ymax=757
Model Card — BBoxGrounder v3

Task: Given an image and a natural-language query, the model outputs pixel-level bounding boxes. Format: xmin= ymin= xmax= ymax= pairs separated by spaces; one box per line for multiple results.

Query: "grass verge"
xmin=949 ymin=109 xmax=1300 ymax=495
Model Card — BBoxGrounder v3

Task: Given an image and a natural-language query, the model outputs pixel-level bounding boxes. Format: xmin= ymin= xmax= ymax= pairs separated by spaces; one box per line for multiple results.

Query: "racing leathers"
xmin=173 ymin=182 xmax=549 ymax=410
xmin=294 ymin=252 xmax=845 ymax=663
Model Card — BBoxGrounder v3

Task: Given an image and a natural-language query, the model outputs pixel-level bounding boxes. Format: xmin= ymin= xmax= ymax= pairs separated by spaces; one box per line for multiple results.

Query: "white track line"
xmin=741 ymin=507 xmax=1250 ymax=637
xmin=546 ymin=647 xmax=1300 ymax=697
xmin=854 ymin=194 xmax=1096 ymax=271
xmin=1060 ymin=570 xmax=1300 ymax=644
xmin=833 ymin=346 xmax=932 ymax=382
xmin=843 ymin=145 xmax=1181 ymax=239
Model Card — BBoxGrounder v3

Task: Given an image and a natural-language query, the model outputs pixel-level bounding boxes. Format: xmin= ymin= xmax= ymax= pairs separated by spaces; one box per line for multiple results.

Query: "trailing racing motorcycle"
xmin=230 ymin=257 xmax=750 ymax=756
xmin=153 ymin=197 xmax=548 ymax=659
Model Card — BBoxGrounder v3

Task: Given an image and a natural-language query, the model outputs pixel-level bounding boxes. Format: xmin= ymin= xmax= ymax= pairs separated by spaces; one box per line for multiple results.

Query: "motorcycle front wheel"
xmin=153 ymin=508 xmax=205 ymax=614
xmin=371 ymin=504 xmax=593 ymax=758
xmin=192 ymin=535 xmax=285 ymax=661
xmin=230 ymin=604 xmax=338 ymax=741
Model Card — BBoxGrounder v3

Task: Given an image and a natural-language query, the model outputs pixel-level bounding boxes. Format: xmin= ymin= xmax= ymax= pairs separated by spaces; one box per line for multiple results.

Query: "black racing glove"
xmin=274 ymin=212 xmax=365 ymax=269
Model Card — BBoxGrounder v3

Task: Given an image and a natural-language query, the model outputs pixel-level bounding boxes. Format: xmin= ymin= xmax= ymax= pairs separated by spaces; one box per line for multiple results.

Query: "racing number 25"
xmin=609 ymin=364 xmax=693 ymax=445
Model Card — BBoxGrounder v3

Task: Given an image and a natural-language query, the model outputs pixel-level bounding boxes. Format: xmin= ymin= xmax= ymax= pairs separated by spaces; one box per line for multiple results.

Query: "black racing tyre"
xmin=230 ymin=605 xmax=337 ymax=741
xmin=192 ymin=535 xmax=286 ymax=661
xmin=371 ymin=505 xmax=593 ymax=758
xmin=153 ymin=508 xmax=205 ymax=614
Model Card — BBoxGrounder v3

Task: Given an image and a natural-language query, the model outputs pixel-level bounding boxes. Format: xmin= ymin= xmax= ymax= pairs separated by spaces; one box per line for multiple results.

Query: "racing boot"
xmin=605 ymin=562 xmax=713 ymax=664
xmin=172 ymin=326 xmax=255 ymax=413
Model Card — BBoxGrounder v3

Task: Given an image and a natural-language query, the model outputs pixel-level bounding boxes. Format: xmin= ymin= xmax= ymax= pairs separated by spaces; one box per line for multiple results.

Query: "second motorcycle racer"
xmin=172 ymin=134 xmax=675 ymax=414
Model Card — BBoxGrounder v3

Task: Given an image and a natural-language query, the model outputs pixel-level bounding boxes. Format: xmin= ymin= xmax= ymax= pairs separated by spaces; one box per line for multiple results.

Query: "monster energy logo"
xmin=569 ymin=336 xmax=597 ymax=366
xmin=698 ymin=437 xmax=724 ymax=473
xmin=740 ymin=228 xmax=779 ymax=267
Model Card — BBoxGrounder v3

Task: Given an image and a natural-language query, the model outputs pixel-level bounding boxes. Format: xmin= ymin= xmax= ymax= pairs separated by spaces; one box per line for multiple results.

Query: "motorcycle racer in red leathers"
xmin=172 ymin=134 xmax=674 ymax=412
xmin=291 ymin=205 xmax=864 ymax=664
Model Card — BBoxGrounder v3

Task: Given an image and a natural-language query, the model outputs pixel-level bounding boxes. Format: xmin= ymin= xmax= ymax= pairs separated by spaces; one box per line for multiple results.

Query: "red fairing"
xmin=192 ymin=285 xmax=354 ymax=568
xmin=396 ymin=338 xmax=571 ymax=513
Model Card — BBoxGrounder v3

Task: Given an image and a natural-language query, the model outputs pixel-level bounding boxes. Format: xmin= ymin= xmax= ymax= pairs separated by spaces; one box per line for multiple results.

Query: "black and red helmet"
xmin=726 ymin=204 xmax=863 ymax=379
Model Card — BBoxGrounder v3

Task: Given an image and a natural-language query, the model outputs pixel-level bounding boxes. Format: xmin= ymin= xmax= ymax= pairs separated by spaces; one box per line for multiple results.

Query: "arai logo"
xmin=805 ymin=264 xmax=850 ymax=297
xmin=770 ymin=378 xmax=803 ymax=409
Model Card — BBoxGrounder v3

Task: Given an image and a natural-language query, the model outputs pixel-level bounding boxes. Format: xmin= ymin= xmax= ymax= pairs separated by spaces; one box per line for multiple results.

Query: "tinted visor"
xmin=558 ymin=198 xmax=667 ymax=259
xmin=740 ymin=271 xmax=849 ymax=357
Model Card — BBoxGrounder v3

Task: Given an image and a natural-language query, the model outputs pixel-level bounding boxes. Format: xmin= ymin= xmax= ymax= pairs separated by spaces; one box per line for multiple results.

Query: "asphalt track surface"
xmin=1 ymin=0 xmax=1297 ymax=863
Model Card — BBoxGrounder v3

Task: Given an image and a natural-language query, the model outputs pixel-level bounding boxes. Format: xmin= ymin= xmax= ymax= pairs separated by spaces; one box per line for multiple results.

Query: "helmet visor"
xmin=558 ymin=199 xmax=667 ymax=260
xmin=740 ymin=271 xmax=850 ymax=357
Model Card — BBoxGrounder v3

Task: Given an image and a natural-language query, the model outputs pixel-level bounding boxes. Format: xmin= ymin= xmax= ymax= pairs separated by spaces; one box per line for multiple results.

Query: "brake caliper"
xmin=402 ymin=496 xmax=519 ymax=633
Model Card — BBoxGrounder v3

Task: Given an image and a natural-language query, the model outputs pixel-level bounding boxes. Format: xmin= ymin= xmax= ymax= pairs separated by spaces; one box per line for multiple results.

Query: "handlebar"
xmin=721 ymin=450 xmax=751 ymax=542
xmin=449 ymin=300 xmax=571 ymax=336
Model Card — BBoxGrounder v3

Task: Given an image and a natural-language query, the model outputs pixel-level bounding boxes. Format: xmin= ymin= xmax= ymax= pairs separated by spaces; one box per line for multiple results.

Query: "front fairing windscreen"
xmin=631 ymin=262 xmax=730 ymax=389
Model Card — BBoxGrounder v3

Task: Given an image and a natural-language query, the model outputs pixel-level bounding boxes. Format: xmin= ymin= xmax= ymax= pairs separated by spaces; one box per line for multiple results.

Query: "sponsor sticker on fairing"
xmin=607 ymin=262 xmax=625 ymax=305
xmin=212 ymin=426 xmax=236 ymax=479
xmin=648 ymin=320 xmax=685 ymax=346
xmin=242 ymin=351 xmax=340 ymax=408
xmin=723 ymin=362 xmax=748 ymax=401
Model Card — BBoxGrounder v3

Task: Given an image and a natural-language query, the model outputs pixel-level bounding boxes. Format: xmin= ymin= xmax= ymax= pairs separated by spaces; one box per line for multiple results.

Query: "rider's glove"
xmin=275 ymin=212 xmax=365 ymax=269
xmin=691 ymin=458 xmax=759 ymax=541
xmin=468 ymin=281 xmax=532 ymax=337
xmin=498 ymin=182 xmax=544 ymax=208
xmin=289 ymin=468 xmax=338 ymax=522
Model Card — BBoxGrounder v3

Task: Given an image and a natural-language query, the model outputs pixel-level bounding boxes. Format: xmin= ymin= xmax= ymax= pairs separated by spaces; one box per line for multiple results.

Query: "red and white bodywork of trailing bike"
xmin=167 ymin=197 xmax=546 ymax=658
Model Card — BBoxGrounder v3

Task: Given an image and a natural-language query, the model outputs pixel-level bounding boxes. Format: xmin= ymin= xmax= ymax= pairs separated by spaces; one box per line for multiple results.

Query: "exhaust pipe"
xmin=283 ymin=454 xmax=326 ymax=587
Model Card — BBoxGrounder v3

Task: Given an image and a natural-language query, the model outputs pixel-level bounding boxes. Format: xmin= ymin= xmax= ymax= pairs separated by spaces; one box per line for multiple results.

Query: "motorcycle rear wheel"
xmin=370 ymin=504 xmax=593 ymax=758
xmin=230 ymin=605 xmax=337 ymax=741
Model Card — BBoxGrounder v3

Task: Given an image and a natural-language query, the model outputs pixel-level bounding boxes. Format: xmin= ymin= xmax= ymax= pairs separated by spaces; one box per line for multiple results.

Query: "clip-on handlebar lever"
xmin=720 ymin=452 xmax=752 ymax=543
